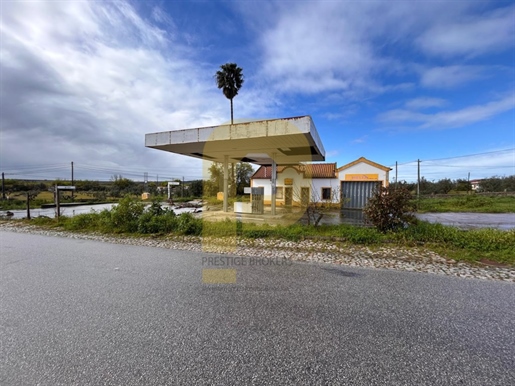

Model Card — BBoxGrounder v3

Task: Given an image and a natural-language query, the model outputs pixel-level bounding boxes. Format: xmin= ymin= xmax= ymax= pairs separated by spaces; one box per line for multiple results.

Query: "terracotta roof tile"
xmin=252 ymin=163 xmax=336 ymax=179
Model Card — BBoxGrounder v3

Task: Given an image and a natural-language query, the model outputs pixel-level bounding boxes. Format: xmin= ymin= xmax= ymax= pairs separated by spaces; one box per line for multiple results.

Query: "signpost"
xmin=167 ymin=181 xmax=180 ymax=202
xmin=55 ymin=186 xmax=75 ymax=219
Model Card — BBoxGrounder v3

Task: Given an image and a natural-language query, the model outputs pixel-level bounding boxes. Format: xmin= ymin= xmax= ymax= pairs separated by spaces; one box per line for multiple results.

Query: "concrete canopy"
xmin=145 ymin=116 xmax=325 ymax=165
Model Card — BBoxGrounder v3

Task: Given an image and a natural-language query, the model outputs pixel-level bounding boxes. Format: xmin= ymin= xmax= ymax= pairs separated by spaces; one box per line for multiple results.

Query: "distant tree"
xmin=215 ymin=63 xmax=244 ymax=124
xmin=110 ymin=175 xmax=136 ymax=197
xmin=455 ymin=179 xmax=472 ymax=192
xmin=478 ymin=177 xmax=503 ymax=193
xmin=502 ymin=176 xmax=515 ymax=191
xmin=189 ymin=180 xmax=203 ymax=197
xmin=419 ymin=177 xmax=435 ymax=195
xmin=204 ymin=163 xmax=224 ymax=197
xmin=205 ymin=161 xmax=252 ymax=197
xmin=434 ymin=178 xmax=453 ymax=194
xmin=235 ymin=162 xmax=254 ymax=195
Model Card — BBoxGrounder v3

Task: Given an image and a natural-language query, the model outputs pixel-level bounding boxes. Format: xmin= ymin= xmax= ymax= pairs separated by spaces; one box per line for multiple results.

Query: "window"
xmin=276 ymin=186 xmax=284 ymax=199
xmin=321 ymin=187 xmax=331 ymax=200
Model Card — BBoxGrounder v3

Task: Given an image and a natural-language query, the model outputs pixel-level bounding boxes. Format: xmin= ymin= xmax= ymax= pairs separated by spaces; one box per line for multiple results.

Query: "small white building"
xmin=251 ymin=157 xmax=391 ymax=209
xmin=251 ymin=163 xmax=338 ymax=206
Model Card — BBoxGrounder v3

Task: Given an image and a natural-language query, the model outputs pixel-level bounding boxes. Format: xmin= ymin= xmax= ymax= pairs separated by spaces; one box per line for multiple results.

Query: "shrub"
xmin=64 ymin=212 xmax=101 ymax=231
xmin=137 ymin=211 xmax=177 ymax=234
xmin=109 ymin=196 xmax=145 ymax=233
xmin=364 ymin=186 xmax=416 ymax=232
xmin=177 ymin=212 xmax=202 ymax=235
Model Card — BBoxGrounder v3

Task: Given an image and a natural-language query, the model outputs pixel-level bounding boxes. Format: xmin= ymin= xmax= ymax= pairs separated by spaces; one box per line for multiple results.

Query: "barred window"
xmin=321 ymin=187 xmax=331 ymax=200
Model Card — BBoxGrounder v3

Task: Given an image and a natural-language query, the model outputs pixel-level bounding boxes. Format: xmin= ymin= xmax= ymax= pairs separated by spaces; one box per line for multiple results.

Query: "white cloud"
xmin=379 ymin=95 xmax=515 ymax=130
xmin=352 ymin=136 xmax=368 ymax=144
xmin=405 ymin=97 xmax=447 ymax=110
xmin=417 ymin=5 xmax=515 ymax=58
xmin=258 ymin=3 xmax=384 ymax=95
xmin=254 ymin=1 xmax=490 ymax=98
xmin=0 ymin=1 xmax=264 ymax=180
xmin=420 ymin=65 xmax=486 ymax=89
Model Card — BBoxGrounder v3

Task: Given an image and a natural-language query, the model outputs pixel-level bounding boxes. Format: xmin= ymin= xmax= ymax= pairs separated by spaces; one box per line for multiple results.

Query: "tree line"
xmin=392 ymin=175 xmax=515 ymax=195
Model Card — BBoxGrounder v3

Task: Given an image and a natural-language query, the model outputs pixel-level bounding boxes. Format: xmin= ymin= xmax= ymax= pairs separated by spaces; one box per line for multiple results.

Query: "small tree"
xmin=215 ymin=63 xmax=244 ymax=124
xmin=364 ymin=185 xmax=415 ymax=232
xmin=235 ymin=162 xmax=254 ymax=195
xmin=292 ymin=184 xmax=341 ymax=226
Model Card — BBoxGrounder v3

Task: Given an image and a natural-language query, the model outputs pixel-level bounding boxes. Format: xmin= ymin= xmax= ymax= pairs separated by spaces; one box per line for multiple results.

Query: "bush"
xmin=177 ymin=212 xmax=202 ymax=235
xmin=364 ymin=186 xmax=416 ymax=232
xmin=137 ymin=211 xmax=177 ymax=234
xmin=109 ymin=196 xmax=145 ymax=233
xmin=64 ymin=212 xmax=101 ymax=231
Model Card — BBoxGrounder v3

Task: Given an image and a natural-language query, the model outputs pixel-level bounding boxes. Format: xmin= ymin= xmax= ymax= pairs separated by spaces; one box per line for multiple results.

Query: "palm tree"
xmin=215 ymin=63 xmax=244 ymax=124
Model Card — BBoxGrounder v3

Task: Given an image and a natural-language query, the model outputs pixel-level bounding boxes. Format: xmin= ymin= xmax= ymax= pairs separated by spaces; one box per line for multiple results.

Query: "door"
xmin=341 ymin=181 xmax=380 ymax=209
xmin=301 ymin=187 xmax=310 ymax=207
xmin=284 ymin=187 xmax=293 ymax=206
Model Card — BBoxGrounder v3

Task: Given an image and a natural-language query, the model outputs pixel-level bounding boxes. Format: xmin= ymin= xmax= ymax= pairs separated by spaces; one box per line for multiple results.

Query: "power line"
xmin=391 ymin=148 xmax=515 ymax=167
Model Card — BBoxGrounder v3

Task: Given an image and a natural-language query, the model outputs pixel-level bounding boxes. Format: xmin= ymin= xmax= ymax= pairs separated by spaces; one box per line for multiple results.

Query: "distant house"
xmin=251 ymin=157 xmax=391 ymax=209
xmin=470 ymin=179 xmax=482 ymax=191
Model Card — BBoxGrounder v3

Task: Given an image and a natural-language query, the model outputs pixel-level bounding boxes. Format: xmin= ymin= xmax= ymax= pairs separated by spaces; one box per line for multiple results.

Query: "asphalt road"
xmin=1 ymin=231 xmax=514 ymax=385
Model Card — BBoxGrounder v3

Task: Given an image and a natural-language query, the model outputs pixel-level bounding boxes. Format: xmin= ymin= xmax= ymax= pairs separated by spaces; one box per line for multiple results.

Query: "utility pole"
xmin=1 ymin=172 xmax=5 ymax=200
xmin=71 ymin=161 xmax=74 ymax=200
xmin=26 ymin=192 xmax=31 ymax=220
xmin=417 ymin=159 xmax=421 ymax=199
xmin=395 ymin=161 xmax=398 ymax=189
xmin=182 ymin=176 xmax=185 ymax=197
xmin=55 ymin=185 xmax=60 ymax=219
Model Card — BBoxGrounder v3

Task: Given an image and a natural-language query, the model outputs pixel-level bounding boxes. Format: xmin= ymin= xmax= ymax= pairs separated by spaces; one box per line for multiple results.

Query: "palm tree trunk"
xmin=230 ymin=98 xmax=234 ymax=124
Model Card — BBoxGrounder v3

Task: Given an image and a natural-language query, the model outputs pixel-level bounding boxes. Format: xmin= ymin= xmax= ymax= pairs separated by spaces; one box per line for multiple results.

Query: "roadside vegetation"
xmin=11 ymin=195 xmax=513 ymax=267
xmin=416 ymin=195 xmax=515 ymax=213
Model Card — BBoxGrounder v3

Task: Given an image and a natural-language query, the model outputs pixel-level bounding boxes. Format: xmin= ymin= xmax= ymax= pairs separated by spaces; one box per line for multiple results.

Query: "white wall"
xmin=251 ymin=167 xmax=340 ymax=205
xmin=337 ymin=162 xmax=389 ymax=187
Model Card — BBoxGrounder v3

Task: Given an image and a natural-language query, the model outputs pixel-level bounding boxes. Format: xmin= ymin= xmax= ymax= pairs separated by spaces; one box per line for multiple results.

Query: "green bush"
xmin=364 ymin=186 xmax=416 ymax=232
xmin=137 ymin=211 xmax=177 ymax=234
xmin=64 ymin=212 xmax=101 ymax=231
xmin=177 ymin=212 xmax=202 ymax=235
xmin=109 ymin=196 xmax=145 ymax=233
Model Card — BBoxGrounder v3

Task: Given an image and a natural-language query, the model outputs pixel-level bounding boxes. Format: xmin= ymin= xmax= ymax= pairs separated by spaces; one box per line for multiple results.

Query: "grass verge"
xmin=17 ymin=212 xmax=515 ymax=267
xmin=416 ymin=195 xmax=515 ymax=213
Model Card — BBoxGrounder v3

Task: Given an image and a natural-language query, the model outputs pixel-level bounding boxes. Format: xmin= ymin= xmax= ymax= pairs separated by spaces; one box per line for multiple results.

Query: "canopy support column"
xmin=223 ymin=155 xmax=229 ymax=212
xmin=271 ymin=153 xmax=277 ymax=215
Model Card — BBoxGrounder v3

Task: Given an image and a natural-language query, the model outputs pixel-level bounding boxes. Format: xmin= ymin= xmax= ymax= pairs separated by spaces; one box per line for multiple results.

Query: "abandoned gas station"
xmin=145 ymin=116 xmax=390 ymax=215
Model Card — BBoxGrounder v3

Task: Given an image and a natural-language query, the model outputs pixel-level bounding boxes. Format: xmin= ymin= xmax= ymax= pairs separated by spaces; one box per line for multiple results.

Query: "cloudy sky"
xmin=1 ymin=0 xmax=514 ymax=182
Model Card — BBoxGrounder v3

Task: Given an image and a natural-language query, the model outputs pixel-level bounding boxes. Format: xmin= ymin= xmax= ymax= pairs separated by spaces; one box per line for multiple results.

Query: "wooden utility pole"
xmin=55 ymin=185 xmax=60 ymax=219
xmin=26 ymin=192 xmax=31 ymax=220
xmin=395 ymin=161 xmax=398 ymax=189
xmin=1 ymin=172 xmax=5 ymax=200
xmin=417 ymin=159 xmax=421 ymax=199
xmin=71 ymin=161 xmax=74 ymax=199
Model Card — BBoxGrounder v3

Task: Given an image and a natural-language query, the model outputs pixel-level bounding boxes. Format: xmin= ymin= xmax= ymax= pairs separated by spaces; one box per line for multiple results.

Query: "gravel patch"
xmin=1 ymin=221 xmax=513 ymax=282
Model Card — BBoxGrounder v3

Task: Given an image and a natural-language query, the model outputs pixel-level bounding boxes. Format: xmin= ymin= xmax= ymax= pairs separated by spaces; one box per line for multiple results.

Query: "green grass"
xmin=416 ymin=195 xmax=515 ymax=213
xmin=19 ymin=215 xmax=514 ymax=266
xmin=9 ymin=196 xmax=514 ymax=266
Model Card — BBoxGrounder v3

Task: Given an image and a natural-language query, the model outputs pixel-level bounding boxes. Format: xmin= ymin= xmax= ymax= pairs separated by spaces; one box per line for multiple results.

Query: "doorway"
xmin=284 ymin=187 xmax=293 ymax=206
